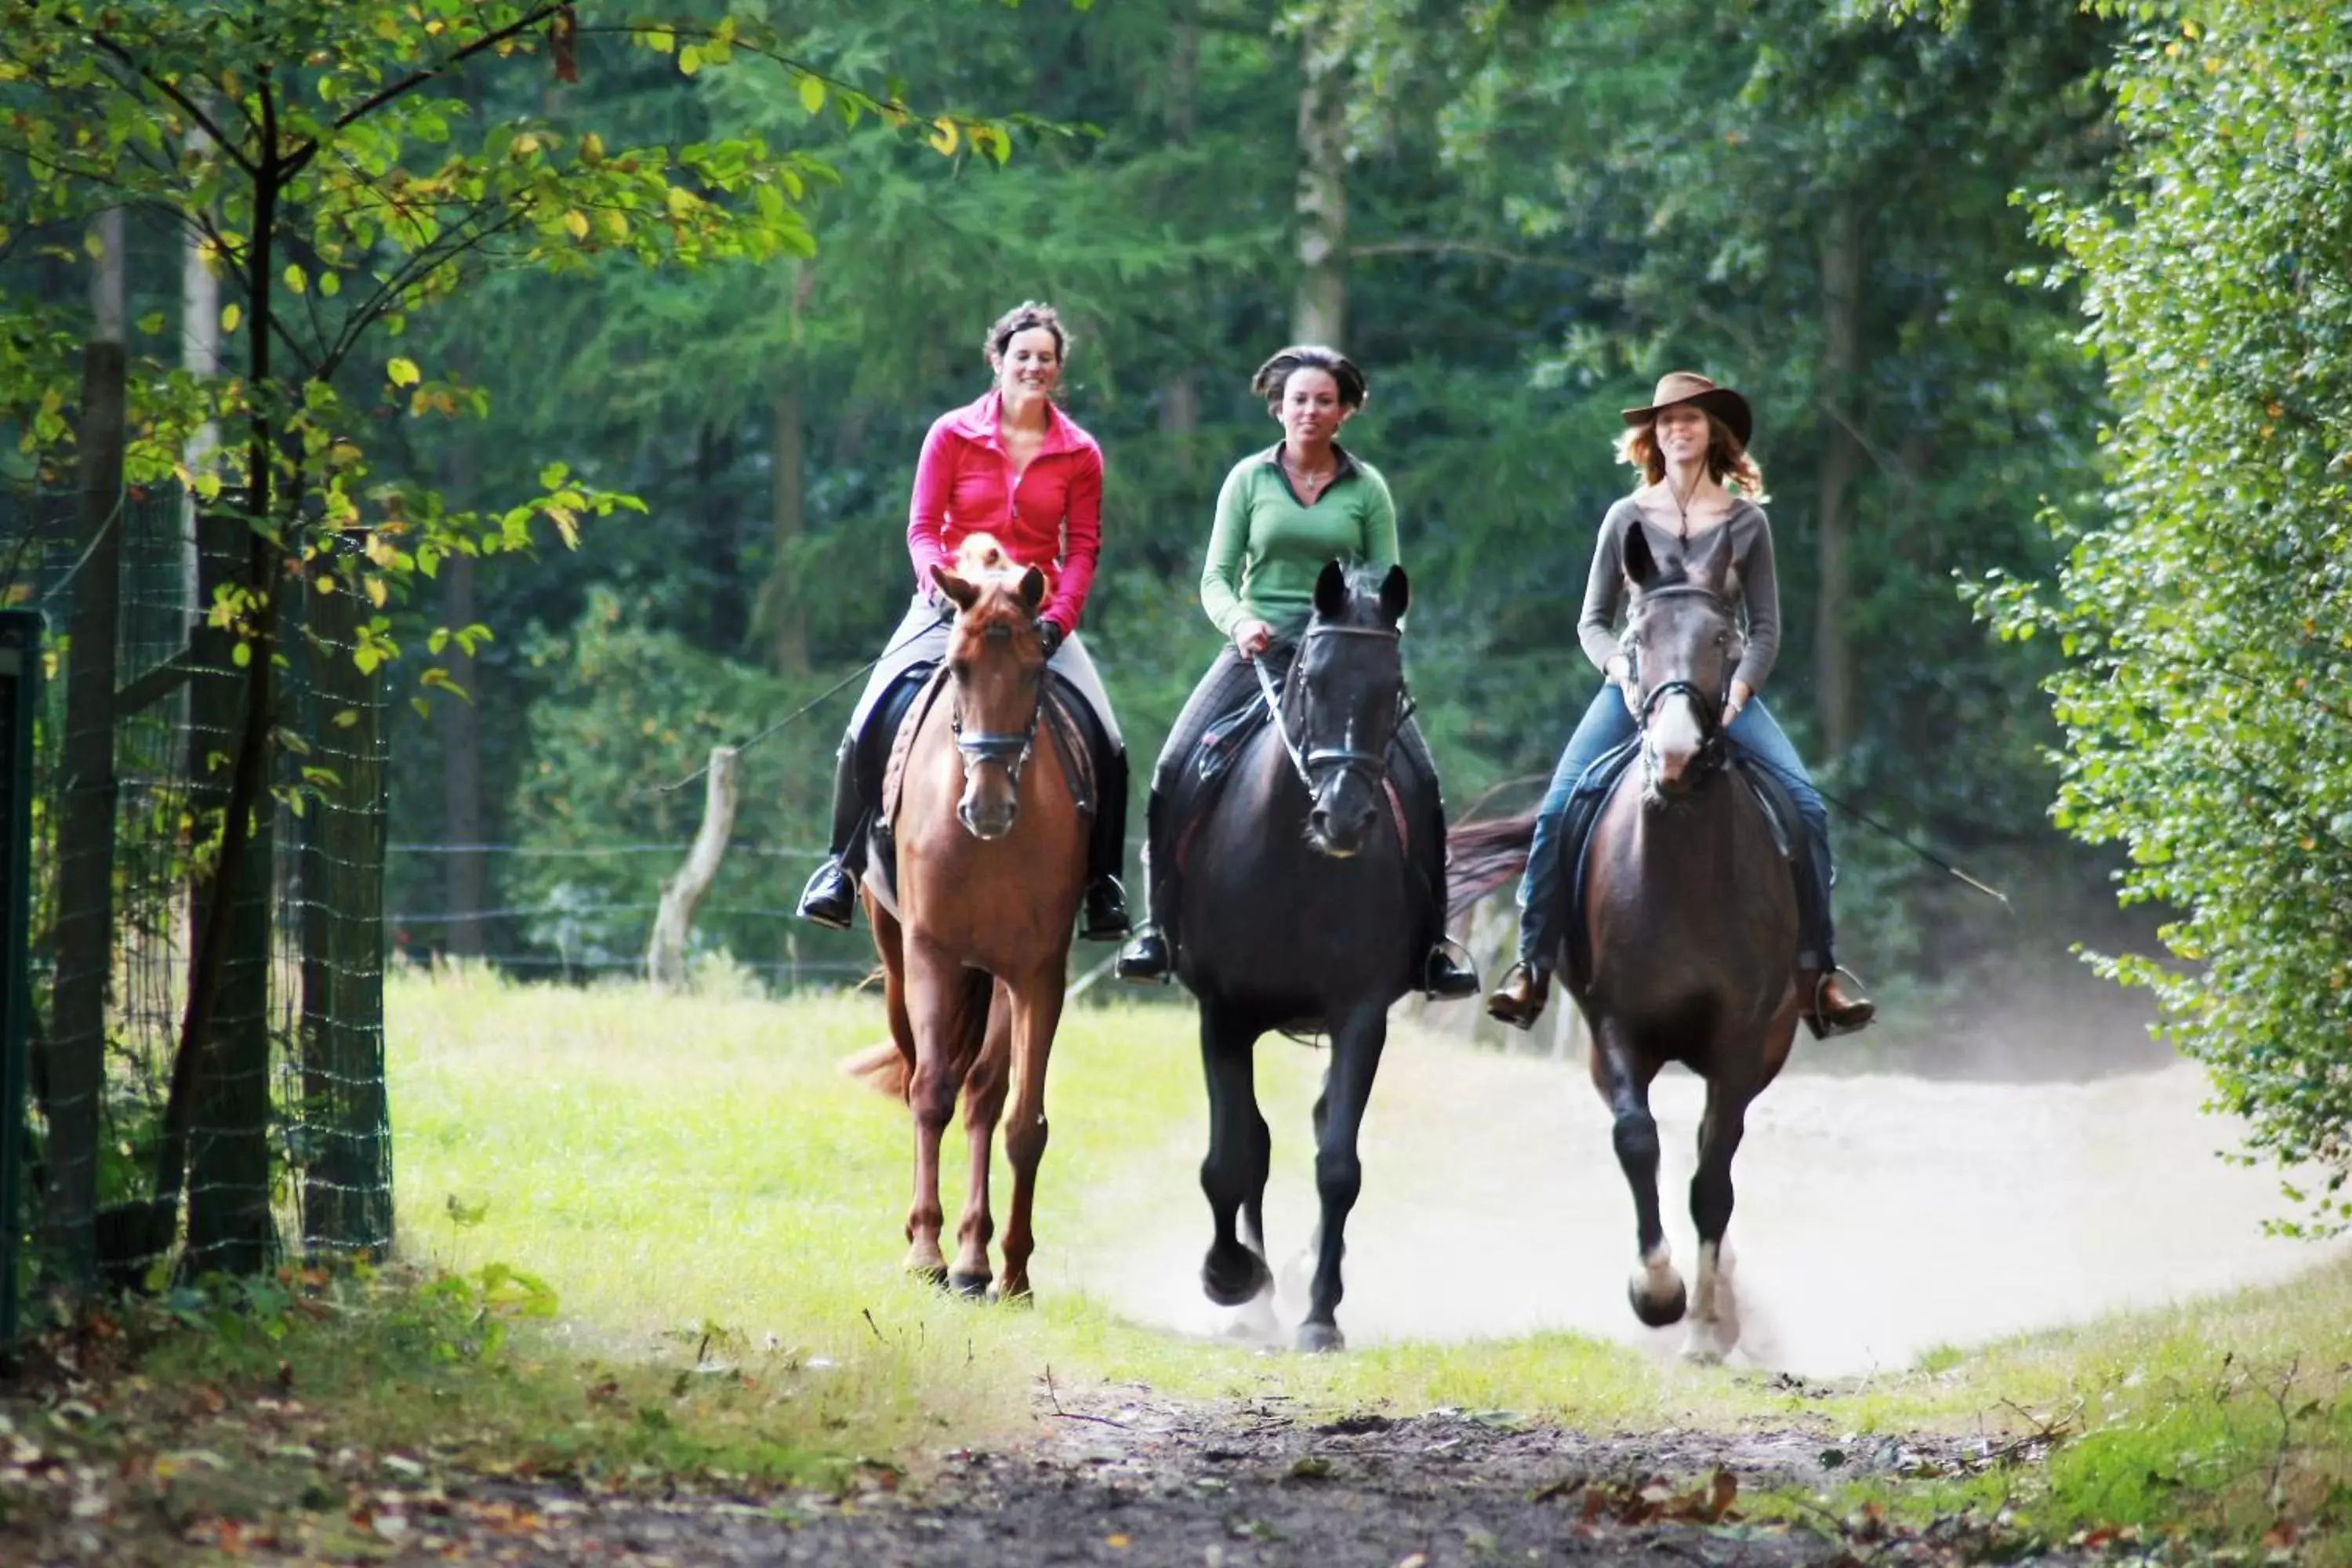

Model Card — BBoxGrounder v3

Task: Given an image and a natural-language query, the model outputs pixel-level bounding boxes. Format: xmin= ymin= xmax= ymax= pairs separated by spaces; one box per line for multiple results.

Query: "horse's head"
xmin=1621 ymin=523 xmax=1742 ymax=802
xmin=931 ymin=535 xmax=1049 ymax=840
xmin=1279 ymin=559 xmax=1410 ymax=858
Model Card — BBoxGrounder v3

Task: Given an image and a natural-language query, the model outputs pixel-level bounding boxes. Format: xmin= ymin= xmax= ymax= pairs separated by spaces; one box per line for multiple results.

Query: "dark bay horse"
xmin=848 ymin=537 xmax=1089 ymax=1301
xmin=1177 ymin=561 xmax=1432 ymax=1352
xmin=1451 ymin=524 xmax=1799 ymax=1363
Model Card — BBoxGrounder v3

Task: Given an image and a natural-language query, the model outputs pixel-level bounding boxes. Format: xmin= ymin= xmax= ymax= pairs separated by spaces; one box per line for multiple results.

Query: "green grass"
xmin=368 ymin=969 xmax=2352 ymax=1551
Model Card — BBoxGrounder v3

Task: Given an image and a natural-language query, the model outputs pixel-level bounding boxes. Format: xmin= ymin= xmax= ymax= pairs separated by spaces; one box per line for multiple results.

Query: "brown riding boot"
xmin=1800 ymin=969 xmax=1875 ymax=1038
xmin=1486 ymin=961 xmax=1552 ymax=1032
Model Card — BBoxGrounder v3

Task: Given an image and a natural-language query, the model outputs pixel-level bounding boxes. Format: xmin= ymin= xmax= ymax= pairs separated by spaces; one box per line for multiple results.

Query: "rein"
xmin=949 ymin=623 xmax=1047 ymax=787
xmin=1628 ymin=583 xmax=1733 ymax=779
xmin=1254 ymin=622 xmax=1407 ymax=793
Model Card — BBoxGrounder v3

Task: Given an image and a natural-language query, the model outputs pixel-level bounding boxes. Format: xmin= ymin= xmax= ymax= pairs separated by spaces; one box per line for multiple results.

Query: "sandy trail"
xmin=1047 ymin=1026 xmax=2339 ymax=1376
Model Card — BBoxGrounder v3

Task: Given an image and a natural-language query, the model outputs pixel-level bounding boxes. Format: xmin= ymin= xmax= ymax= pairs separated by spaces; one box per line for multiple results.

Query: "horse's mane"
xmin=946 ymin=532 xmax=1043 ymax=633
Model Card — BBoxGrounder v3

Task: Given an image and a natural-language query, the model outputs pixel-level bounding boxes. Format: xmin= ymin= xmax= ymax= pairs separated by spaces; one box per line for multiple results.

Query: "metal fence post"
xmin=0 ymin=610 xmax=44 ymax=1359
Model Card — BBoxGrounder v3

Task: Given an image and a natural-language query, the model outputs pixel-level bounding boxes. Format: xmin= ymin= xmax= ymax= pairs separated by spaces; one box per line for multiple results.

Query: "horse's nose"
xmin=1651 ymin=739 xmax=1700 ymax=792
xmin=959 ymin=786 xmax=1017 ymax=840
xmin=1308 ymin=795 xmax=1377 ymax=858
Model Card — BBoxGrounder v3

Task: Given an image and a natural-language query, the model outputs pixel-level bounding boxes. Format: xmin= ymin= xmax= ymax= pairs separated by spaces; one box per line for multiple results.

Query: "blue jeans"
xmin=1515 ymin=687 xmax=1835 ymax=971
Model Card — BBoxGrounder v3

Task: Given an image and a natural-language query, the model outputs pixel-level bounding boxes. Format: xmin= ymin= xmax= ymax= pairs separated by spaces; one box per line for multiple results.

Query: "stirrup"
xmin=1802 ymin=966 xmax=1875 ymax=1040
xmin=1116 ymin=927 xmax=1174 ymax=985
xmin=794 ymin=859 xmax=858 ymax=931
xmin=1485 ymin=960 xmax=1551 ymax=1032
xmin=1422 ymin=935 xmax=1480 ymax=1001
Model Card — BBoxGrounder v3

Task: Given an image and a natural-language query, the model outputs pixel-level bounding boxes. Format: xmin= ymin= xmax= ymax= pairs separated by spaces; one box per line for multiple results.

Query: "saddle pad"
xmin=1553 ymin=741 xmax=1797 ymax=983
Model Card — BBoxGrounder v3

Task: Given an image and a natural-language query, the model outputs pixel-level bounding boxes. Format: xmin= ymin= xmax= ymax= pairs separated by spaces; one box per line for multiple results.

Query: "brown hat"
xmin=1621 ymin=372 xmax=1753 ymax=447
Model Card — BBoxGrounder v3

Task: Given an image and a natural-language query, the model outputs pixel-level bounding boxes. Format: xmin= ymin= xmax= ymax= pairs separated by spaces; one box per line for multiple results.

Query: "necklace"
xmin=1668 ymin=471 xmax=1702 ymax=542
xmin=1285 ymin=448 xmax=1335 ymax=498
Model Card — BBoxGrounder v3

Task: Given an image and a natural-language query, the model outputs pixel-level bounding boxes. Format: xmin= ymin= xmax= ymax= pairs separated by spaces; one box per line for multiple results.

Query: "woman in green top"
xmin=1116 ymin=346 xmax=1478 ymax=998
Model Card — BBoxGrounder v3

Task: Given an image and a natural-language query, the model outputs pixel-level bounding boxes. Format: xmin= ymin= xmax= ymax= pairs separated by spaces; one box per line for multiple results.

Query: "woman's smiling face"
xmin=994 ymin=326 xmax=1063 ymax=401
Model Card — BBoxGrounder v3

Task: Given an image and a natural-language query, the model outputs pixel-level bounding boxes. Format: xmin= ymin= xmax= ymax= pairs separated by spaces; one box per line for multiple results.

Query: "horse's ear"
xmin=931 ymin=564 xmax=979 ymax=612
xmin=1016 ymin=566 xmax=1047 ymax=612
xmin=1691 ymin=518 xmax=1734 ymax=593
xmin=1622 ymin=519 xmax=1660 ymax=589
xmin=1377 ymin=563 xmax=1410 ymax=625
xmin=1313 ymin=558 xmax=1348 ymax=620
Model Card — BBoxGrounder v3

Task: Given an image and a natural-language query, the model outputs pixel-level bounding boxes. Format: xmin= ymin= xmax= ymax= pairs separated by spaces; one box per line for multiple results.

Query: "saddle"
xmin=1549 ymin=739 xmax=1800 ymax=983
xmin=862 ymin=666 xmax=1099 ymax=916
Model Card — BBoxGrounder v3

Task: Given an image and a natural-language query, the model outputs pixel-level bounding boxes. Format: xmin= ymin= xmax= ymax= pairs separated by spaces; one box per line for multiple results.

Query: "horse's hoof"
xmin=948 ymin=1270 xmax=991 ymax=1299
xmin=989 ymin=1281 xmax=1035 ymax=1308
xmin=908 ymin=1261 xmax=949 ymax=1288
xmin=1628 ymin=1272 xmax=1687 ymax=1328
xmin=1294 ymin=1319 xmax=1346 ymax=1355
xmin=1202 ymin=1244 xmax=1273 ymax=1307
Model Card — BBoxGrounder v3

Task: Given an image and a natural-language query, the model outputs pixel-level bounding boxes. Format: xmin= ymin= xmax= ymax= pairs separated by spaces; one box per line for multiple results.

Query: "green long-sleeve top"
xmin=1200 ymin=444 xmax=1400 ymax=636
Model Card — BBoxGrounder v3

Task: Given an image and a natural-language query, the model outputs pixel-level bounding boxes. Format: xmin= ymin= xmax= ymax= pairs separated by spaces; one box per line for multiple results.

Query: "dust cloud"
xmin=1045 ymin=1007 xmax=2342 ymax=1377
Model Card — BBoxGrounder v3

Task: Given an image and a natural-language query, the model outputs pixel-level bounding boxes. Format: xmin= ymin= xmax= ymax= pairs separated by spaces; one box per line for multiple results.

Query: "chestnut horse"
xmin=850 ymin=538 xmax=1090 ymax=1301
xmin=1450 ymin=524 xmax=1800 ymax=1362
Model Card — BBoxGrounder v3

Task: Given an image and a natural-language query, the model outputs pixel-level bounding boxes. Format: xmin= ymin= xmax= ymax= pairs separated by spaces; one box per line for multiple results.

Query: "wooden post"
xmin=648 ymin=747 xmax=739 ymax=993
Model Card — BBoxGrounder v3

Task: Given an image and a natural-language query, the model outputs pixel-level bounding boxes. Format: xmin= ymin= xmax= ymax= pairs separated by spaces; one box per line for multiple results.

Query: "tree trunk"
xmin=758 ymin=387 xmax=808 ymax=674
xmin=698 ymin=425 xmax=746 ymax=653
xmin=43 ymin=209 xmax=128 ymax=1294
xmin=1815 ymin=199 xmax=1864 ymax=761
xmin=1160 ymin=1 xmax=1202 ymax=452
xmin=297 ymin=574 xmax=392 ymax=1258
xmin=648 ymin=748 xmax=738 ymax=993
xmin=170 ymin=105 xmax=286 ymax=1279
xmin=441 ymin=443 xmax=485 ymax=961
xmin=1293 ymin=43 xmax=1348 ymax=346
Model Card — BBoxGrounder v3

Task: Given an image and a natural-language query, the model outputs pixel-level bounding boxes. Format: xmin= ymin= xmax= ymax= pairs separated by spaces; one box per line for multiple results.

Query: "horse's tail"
xmin=835 ymin=967 xmax=996 ymax=1101
xmin=1446 ymin=812 xmax=1537 ymax=921
xmin=839 ymin=1040 xmax=909 ymax=1099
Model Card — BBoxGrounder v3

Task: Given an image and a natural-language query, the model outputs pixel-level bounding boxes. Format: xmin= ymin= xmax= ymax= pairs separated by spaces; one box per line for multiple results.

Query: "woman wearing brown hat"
xmin=1486 ymin=372 xmax=1875 ymax=1036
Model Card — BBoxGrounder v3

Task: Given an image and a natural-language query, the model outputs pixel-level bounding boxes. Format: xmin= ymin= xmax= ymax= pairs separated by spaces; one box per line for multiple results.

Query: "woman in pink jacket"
xmin=795 ymin=302 xmax=1130 ymax=939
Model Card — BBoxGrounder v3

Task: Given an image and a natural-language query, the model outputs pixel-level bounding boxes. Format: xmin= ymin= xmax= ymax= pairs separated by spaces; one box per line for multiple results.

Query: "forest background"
xmin=350 ymin=0 xmax=2123 ymax=1006
xmin=16 ymin=0 xmax=2351 ymax=1229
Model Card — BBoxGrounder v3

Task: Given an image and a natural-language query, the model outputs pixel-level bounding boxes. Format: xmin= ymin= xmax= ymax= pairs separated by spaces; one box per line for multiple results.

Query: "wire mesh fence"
xmin=3 ymin=481 xmax=393 ymax=1313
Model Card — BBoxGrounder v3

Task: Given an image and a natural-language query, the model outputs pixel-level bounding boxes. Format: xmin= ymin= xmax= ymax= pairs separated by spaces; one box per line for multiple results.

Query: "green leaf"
xmin=220 ymin=302 xmax=241 ymax=334
xmin=798 ymin=75 xmax=825 ymax=115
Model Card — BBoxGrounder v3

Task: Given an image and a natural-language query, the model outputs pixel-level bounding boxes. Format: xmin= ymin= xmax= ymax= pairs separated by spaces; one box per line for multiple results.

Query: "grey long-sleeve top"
xmin=1575 ymin=497 xmax=1781 ymax=695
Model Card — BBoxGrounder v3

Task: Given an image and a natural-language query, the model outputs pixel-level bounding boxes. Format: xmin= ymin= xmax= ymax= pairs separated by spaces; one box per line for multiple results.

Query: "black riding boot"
xmin=1116 ymin=787 xmax=1174 ymax=982
xmin=793 ymin=737 xmax=868 ymax=931
xmin=1419 ymin=801 xmax=1480 ymax=1000
xmin=1080 ymin=749 xmax=1133 ymax=941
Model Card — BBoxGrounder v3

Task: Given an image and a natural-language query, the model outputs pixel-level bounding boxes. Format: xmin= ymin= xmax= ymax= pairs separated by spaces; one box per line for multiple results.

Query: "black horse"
xmin=1451 ymin=524 xmax=1799 ymax=1363
xmin=1172 ymin=561 xmax=1432 ymax=1353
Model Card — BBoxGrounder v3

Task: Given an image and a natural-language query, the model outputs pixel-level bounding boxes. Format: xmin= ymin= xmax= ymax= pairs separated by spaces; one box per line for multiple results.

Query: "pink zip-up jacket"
xmin=907 ymin=390 xmax=1105 ymax=631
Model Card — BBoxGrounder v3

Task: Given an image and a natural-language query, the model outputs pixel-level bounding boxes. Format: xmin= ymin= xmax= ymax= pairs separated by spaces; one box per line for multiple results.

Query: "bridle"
xmin=1254 ymin=622 xmax=1410 ymax=793
xmin=1627 ymin=583 xmax=1733 ymax=779
xmin=949 ymin=622 xmax=1047 ymax=789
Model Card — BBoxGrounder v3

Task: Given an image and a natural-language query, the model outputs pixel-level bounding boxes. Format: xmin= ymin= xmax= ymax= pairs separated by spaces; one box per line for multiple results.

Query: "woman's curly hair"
xmin=983 ymin=300 xmax=1070 ymax=365
xmin=1616 ymin=413 xmax=1768 ymax=499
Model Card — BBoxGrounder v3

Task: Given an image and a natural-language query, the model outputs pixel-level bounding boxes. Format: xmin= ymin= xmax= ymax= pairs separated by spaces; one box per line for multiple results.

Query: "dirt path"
xmin=1050 ymin=1036 xmax=2337 ymax=1373
xmin=124 ymin=1391 xmax=2036 ymax=1566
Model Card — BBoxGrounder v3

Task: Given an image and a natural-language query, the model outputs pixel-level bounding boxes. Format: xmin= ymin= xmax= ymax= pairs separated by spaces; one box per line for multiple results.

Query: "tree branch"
xmin=84 ymin=31 xmax=258 ymax=179
xmin=281 ymin=4 xmax=568 ymax=177
xmin=1346 ymin=238 xmax=1553 ymax=267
